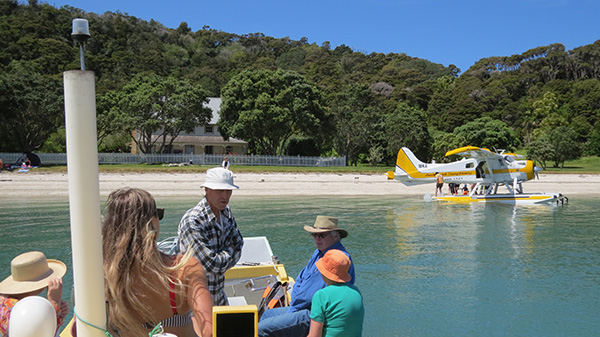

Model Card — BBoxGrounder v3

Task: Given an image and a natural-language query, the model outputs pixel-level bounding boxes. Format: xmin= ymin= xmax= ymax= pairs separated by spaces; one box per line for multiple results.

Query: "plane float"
xmin=386 ymin=146 xmax=568 ymax=205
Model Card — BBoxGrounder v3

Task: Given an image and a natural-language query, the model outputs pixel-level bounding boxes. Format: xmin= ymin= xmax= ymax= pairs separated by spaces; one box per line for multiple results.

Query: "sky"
xmin=47 ymin=0 xmax=599 ymax=73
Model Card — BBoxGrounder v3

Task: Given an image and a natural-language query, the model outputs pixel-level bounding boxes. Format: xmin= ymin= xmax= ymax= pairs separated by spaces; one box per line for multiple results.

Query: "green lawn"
xmin=34 ymin=156 xmax=600 ymax=175
xmin=540 ymin=156 xmax=600 ymax=174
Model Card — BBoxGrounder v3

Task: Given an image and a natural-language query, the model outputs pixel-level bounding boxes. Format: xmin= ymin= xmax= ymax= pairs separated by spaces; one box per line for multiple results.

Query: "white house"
xmin=131 ymin=97 xmax=248 ymax=155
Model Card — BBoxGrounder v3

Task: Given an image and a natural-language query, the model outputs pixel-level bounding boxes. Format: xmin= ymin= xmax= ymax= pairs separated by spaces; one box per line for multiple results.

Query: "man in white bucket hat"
xmin=177 ymin=167 xmax=244 ymax=305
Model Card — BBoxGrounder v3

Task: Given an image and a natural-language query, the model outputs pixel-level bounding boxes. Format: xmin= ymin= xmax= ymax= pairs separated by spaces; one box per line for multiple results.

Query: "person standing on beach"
xmin=177 ymin=167 xmax=244 ymax=306
xmin=435 ymin=172 xmax=444 ymax=196
xmin=221 ymin=157 xmax=230 ymax=170
xmin=258 ymin=216 xmax=355 ymax=337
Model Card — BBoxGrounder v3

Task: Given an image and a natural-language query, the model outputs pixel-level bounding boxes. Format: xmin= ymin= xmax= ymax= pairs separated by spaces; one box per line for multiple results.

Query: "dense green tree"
xmin=0 ymin=62 xmax=63 ymax=152
xmin=587 ymin=124 xmax=600 ymax=156
xmin=430 ymin=129 xmax=468 ymax=162
xmin=452 ymin=117 xmax=521 ymax=152
xmin=106 ymin=74 xmax=211 ymax=153
xmin=219 ymin=69 xmax=327 ymax=155
xmin=528 ymin=126 xmax=581 ymax=168
xmin=384 ymin=103 xmax=432 ymax=162
xmin=329 ymin=84 xmax=379 ymax=165
xmin=526 ymin=135 xmax=555 ymax=169
xmin=1 ymin=1 xmax=600 ymax=163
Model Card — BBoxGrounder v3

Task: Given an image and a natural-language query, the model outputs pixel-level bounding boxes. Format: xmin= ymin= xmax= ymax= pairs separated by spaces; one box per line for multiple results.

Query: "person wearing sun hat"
xmin=307 ymin=249 xmax=364 ymax=337
xmin=0 ymin=251 xmax=69 ymax=336
xmin=177 ymin=167 xmax=244 ymax=306
xmin=258 ymin=216 xmax=355 ymax=337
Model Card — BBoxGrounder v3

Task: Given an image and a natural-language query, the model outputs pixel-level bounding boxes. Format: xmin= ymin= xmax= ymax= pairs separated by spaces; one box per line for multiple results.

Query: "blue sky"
xmin=47 ymin=0 xmax=599 ymax=72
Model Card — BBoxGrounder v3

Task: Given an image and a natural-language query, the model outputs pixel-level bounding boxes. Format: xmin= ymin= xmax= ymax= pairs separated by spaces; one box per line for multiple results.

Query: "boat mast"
xmin=64 ymin=18 xmax=107 ymax=337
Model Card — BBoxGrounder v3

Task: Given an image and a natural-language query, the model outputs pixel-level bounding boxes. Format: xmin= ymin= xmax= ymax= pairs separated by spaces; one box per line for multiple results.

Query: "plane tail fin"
xmin=392 ymin=147 xmax=432 ymax=186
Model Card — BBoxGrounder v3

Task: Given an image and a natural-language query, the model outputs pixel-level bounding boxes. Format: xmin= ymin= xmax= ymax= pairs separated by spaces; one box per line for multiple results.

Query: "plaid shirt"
xmin=177 ymin=197 xmax=243 ymax=305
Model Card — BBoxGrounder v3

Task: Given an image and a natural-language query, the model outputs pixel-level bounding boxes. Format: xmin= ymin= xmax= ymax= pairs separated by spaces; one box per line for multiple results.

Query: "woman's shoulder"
xmin=177 ymin=256 xmax=206 ymax=281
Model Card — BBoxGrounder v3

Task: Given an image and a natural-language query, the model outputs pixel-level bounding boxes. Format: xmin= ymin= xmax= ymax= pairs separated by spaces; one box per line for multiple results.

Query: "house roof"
xmin=152 ymin=134 xmax=247 ymax=145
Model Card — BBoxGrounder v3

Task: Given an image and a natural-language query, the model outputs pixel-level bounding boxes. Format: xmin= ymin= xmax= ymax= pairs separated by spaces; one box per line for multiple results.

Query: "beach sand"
xmin=0 ymin=170 xmax=596 ymax=198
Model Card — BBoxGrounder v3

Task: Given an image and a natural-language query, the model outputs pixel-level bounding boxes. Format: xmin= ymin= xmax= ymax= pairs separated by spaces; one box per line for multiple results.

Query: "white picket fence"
xmin=0 ymin=152 xmax=346 ymax=167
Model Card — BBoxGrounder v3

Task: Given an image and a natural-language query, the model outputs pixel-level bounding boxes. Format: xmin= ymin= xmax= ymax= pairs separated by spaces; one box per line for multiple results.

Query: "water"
xmin=1 ymin=195 xmax=599 ymax=336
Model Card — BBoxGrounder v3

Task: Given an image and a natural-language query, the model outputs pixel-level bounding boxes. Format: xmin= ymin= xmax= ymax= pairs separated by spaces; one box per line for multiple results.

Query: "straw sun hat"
xmin=201 ymin=167 xmax=239 ymax=190
xmin=0 ymin=251 xmax=67 ymax=295
xmin=303 ymin=215 xmax=348 ymax=238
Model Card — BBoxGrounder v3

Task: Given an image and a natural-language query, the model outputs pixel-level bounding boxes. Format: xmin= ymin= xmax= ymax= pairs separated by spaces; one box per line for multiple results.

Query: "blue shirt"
xmin=287 ymin=241 xmax=354 ymax=313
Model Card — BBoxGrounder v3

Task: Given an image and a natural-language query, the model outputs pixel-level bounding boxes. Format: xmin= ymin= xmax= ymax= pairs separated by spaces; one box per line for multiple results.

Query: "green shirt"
xmin=310 ymin=283 xmax=364 ymax=337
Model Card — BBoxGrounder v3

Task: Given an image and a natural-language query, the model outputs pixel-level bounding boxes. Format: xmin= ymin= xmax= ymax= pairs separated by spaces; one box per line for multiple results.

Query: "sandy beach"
xmin=0 ymin=170 xmax=596 ymax=198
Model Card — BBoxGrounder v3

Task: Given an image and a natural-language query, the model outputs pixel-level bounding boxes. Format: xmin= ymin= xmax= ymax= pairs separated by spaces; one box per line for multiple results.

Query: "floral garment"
xmin=0 ymin=295 xmax=19 ymax=337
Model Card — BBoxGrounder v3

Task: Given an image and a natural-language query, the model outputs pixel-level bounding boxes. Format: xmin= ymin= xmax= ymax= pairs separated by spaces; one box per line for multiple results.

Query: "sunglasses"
xmin=156 ymin=208 xmax=164 ymax=221
xmin=311 ymin=232 xmax=330 ymax=239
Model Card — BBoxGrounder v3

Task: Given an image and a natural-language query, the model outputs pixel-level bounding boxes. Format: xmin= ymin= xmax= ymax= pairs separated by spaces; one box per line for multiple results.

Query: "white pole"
xmin=63 ymin=70 xmax=107 ymax=337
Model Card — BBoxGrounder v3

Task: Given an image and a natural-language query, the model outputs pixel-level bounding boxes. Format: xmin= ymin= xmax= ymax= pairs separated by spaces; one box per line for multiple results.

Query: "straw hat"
xmin=303 ymin=215 xmax=348 ymax=238
xmin=0 ymin=251 xmax=67 ymax=295
xmin=315 ymin=249 xmax=352 ymax=283
xmin=201 ymin=167 xmax=239 ymax=190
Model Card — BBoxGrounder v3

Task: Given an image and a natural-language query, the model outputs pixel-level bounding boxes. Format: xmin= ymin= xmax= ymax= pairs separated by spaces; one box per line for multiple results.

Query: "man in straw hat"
xmin=258 ymin=215 xmax=355 ymax=337
xmin=177 ymin=167 xmax=244 ymax=306
xmin=307 ymin=249 xmax=364 ymax=337
xmin=0 ymin=251 xmax=69 ymax=335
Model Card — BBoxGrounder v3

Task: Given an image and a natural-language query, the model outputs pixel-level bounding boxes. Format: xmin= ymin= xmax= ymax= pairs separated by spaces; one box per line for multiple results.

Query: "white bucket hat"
xmin=201 ymin=167 xmax=239 ymax=190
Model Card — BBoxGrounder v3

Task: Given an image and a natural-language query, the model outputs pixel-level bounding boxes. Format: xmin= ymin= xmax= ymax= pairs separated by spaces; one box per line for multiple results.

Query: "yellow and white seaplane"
xmin=386 ymin=146 xmax=568 ymax=205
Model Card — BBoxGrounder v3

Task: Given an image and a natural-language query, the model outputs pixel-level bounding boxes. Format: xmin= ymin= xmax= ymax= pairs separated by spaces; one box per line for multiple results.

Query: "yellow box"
xmin=212 ymin=304 xmax=258 ymax=337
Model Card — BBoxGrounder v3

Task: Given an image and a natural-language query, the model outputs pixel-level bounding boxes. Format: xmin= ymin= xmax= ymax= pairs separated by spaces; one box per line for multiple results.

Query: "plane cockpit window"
xmin=466 ymin=163 xmax=474 ymax=168
xmin=504 ymin=156 xmax=515 ymax=163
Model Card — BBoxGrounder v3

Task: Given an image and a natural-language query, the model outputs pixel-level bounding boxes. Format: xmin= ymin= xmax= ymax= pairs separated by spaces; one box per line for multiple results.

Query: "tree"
xmin=329 ymin=84 xmax=379 ymax=165
xmin=384 ymin=103 xmax=432 ymax=162
xmin=527 ymin=126 xmax=580 ymax=168
xmin=107 ymin=74 xmax=211 ymax=154
xmin=0 ymin=62 xmax=63 ymax=152
xmin=219 ymin=69 xmax=327 ymax=155
xmin=546 ymin=126 xmax=581 ymax=168
xmin=452 ymin=117 xmax=521 ymax=151
xmin=587 ymin=124 xmax=600 ymax=156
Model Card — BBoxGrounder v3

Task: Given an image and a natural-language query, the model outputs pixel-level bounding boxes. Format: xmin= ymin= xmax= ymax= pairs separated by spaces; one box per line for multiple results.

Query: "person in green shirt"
xmin=307 ymin=249 xmax=364 ymax=337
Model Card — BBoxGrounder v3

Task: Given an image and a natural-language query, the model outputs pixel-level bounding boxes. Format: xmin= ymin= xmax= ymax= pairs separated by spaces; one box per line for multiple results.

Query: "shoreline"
xmin=0 ymin=170 xmax=597 ymax=198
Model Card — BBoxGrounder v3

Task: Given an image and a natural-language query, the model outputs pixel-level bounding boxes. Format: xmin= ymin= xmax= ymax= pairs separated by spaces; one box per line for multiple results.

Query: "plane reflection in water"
xmin=386 ymin=146 xmax=568 ymax=205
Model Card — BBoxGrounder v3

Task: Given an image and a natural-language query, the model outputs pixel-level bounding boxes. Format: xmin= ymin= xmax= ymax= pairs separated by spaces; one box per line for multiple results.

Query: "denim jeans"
xmin=258 ymin=307 xmax=311 ymax=337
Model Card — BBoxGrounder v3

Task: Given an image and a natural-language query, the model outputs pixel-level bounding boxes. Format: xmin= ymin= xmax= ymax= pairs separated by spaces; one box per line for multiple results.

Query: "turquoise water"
xmin=1 ymin=195 xmax=599 ymax=336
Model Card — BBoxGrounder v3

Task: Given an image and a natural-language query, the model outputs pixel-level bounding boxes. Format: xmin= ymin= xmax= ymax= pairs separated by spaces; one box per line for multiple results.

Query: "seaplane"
xmin=386 ymin=146 xmax=568 ymax=205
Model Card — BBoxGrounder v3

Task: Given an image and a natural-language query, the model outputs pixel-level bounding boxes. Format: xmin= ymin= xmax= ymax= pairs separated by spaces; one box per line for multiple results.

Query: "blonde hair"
xmin=102 ymin=187 xmax=190 ymax=335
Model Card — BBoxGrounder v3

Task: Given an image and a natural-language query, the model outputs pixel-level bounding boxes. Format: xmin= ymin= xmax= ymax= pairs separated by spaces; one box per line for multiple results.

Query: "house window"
xmin=205 ymin=126 xmax=213 ymax=133
xmin=205 ymin=145 xmax=213 ymax=154
xmin=225 ymin=146 xmax=233 ymax=154
xmin=185 ymin=145 xmax=194 ymax=154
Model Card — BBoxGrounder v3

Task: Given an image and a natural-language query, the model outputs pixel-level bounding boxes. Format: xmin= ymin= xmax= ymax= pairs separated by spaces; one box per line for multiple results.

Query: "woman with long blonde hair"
xmin=102 ymin=187 xmax=212 ymax=336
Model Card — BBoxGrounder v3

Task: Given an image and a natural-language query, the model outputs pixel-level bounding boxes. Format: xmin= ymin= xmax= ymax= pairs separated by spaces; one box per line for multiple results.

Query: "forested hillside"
xmin=1 ymin=0 xmax=599 ymax=167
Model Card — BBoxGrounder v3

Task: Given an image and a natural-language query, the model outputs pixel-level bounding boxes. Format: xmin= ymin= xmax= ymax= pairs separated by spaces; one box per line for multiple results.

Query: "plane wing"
xmin=444 ymin=146 xmax=500 ymax=159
